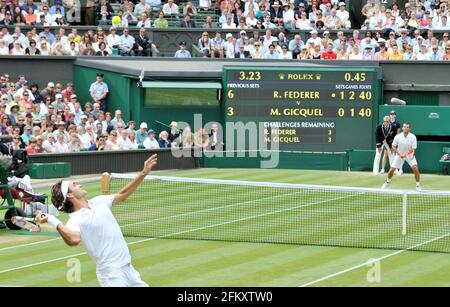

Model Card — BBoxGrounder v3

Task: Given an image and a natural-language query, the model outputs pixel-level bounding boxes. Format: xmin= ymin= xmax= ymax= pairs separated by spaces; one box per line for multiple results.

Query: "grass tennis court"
xmin=1 ymin=168 xmax=450 ymax=287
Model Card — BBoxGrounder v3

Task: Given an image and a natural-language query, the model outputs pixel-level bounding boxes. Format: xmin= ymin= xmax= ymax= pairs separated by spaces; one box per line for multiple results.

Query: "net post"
xmin=101 ymin=172 xmax=111 ymax=195
xmin=402 ymin=193 xmax=407 ymax=236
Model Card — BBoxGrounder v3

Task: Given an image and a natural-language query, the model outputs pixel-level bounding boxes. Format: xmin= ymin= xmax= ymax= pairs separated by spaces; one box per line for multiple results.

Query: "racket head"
xmin=11 ymin=217 xmax=41 ymax=232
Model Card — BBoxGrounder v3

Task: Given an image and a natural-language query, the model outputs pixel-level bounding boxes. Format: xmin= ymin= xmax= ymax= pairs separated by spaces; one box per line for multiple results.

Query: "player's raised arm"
xmin=113 ymin=154 xmax=158 ymax=205
xmin=35 ymin=214 xmax=81 ymax=247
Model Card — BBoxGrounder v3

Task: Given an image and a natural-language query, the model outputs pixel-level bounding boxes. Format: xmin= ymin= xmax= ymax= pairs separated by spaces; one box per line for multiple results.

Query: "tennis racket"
xmin=7 ymin=216 xmax=41 ymax=232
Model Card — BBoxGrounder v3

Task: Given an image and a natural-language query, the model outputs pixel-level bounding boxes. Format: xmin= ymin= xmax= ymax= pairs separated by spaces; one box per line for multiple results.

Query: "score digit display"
xmin=222 ymin=67 xmax=380 ymax=151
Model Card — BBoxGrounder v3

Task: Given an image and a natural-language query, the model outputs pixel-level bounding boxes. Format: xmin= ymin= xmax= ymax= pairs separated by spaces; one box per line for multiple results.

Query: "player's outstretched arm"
xmin=36 ymin=214 xmax=81 ymax=247
xmin=113 ymin=154 xmax=158 ymax=205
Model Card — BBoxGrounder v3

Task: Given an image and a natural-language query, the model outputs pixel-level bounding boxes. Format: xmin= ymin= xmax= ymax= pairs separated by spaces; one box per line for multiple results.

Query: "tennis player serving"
xmin=381 ymin=123 xmax=421 ymax=191
xmin=35 ymin=154 xmax=158 ymax=287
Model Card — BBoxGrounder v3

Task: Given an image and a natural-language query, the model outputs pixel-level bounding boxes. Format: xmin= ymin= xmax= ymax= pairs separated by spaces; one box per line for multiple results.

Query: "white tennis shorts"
xmin=391 ymin=155 xmax=418 ymax=169
xmin=96 ymin=263 xmax=149 ymax=287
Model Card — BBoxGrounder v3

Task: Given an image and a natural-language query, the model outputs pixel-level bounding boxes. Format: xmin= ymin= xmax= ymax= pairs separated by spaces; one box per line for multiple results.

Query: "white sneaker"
xmin=379 ymin=170 xmax=385 ymax=174
xmin=381 ymin=182 xmax=389 ymax=189
xmin=416 ymin=186 xmax=422 ymax=192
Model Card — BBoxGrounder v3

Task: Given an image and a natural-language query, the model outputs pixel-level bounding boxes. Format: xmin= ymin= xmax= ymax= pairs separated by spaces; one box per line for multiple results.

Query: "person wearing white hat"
xmin=36 ymin=154 xmax=158 ymax=287
xmin=336 ymin=2 xmax=350 ymax=25
xmin=136 ymin=122 xmax=148 ymax=146
xmin=306 ymin=29 xmax=322 ymax=47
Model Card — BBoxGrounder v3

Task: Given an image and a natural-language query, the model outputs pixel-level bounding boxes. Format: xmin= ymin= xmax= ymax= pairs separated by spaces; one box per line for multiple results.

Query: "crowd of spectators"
xmin=0 ymin=24 xmax=159 ymax=56
xmin=1 ymin=1 xmax=450 ymax=60
xmin=0 ymin=72 xmax=223 ymax=154
xmin=176 ymin=26 xmax=450 ymax=60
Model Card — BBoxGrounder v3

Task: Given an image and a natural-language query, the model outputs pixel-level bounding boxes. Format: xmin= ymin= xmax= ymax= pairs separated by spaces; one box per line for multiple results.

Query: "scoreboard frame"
xmin=221 ymin=66 xmax=382 ymax=152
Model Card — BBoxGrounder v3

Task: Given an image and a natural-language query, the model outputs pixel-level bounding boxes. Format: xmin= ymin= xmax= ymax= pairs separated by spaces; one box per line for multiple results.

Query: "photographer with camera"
xmin=0 ymin=135 xmax=29 ymax=179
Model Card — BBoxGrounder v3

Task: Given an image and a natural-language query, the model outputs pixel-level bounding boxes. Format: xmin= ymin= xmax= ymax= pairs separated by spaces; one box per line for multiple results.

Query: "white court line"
xmin=0 ymin=238 xmax=61 ymax=252
xmin=298 ymin=231 xmax=450 ymax=287
xmin=0 ymin=193 xmax=354 ymax=275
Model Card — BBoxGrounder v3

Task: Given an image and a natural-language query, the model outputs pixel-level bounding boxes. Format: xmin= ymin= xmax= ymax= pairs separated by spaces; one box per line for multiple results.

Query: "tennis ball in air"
xmin=112 ymin=16 xmax=121 ymax=25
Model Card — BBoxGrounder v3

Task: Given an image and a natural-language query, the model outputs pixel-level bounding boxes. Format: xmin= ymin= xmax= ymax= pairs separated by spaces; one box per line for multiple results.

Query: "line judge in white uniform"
xmin=36 ymin=154 xmax=158 ymax=287
xmin=381 ymin=123 xmax=421 ymax=191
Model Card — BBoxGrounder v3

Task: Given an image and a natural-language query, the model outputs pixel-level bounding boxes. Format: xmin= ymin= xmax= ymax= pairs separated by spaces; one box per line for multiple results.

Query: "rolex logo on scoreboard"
xmin=279 ymin=73 xmax=285 ymax=80
xmin=315 ymin=74 xmax=321 ymax=80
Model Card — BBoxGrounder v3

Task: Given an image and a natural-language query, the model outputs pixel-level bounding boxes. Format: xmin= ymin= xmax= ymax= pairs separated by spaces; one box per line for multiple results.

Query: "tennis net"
xmin=106 ymin=173 xmax=450 ymax=253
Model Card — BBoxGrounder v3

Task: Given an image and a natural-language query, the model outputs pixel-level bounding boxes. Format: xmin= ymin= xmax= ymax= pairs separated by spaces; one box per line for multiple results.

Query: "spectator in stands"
xmin=67 ymin=132 xmax=81 ymax=152
xmin=430 ymin=44 xmax=444 ymax=60
xmin=362 ymin=44 xmax=374 ymax=60
xmin=137 ymin=12 xmax=151 ymax=28
xmin=136 ymin=122 xmax=148 ymax=145
xmin=78 ymin=125 xmax=92 ymax=149
xmin=297 ymin=45 xmax=309 ymax=60
xmin=180 ymin=14 xmax=195 ymax=28
xmin=96 ymin=0 xmax=114 ymax=24
xmin=11 ymin=41 xmax=24 ymax=55
xmin=143 ymin=129 xmax=160 ymax=149
xmin=289 ymin=34 xmax=304 ymax=59
xmin=174 ymin=41 xmax=191 ymax=58
xmin=106 ymin=27 xmax=120 ymax=51
xmin=153 ymin=11 xmax=168 ymax=28
xmin=134 ymin=0 xmax=150 ymax=17
xmin=389 ymin=44 xmax=403 ymax=61
xmin=248 ymin=40 xmax=262 ymax=59
xmin=24 ymin=39 xmax=39 ymax=54
xmin=444 ymin=43 xmax=450 ymax=60
xmin=264 ymin=43 xmax=278 ymax=59
xmin=89 ymin=73 xmax=108 ymax=112
xmin=375 ymin=38 xmax=389 ymax=60
xmin=128 ymin=130 xmax=138 ymax=149
xmin=0 ymin=40 xmax=8 ymax=55
xmin=276 ymin=44 xmax=290 ymax=59
xmin=118 ymin=28 xmax=135 ymax=56
xmin=336 ymin=46 xmax=348 ymax=60
xmin=210 ymin=32 xmax=224 ymax=58
xmin=222 ymin=14 xmax=236 ymax=29
xmin=54 ymin=132 xmax=68 ymax=152
xmin=123 ymin=5 xmax=138 ymax=24
xmin=133 ymin=27 xmax=157 ymax=56
xmin=162 ymin=0 xmax=179 ymax=16
xmin=178 ymin=126 xmax=192 ymax=148
xmin=198 ymin=32 xmax=212 ymax=57
xmin=23 ymin=6 xmax=37 ymax=25
xmin=262 ymin=12 xmax=277 ymax=29
xmin=234 ymin=44 xmax=251 ymax=58
xmin=41 ymin=133 xmax=55 ymax=152
xmin=183 ymin=1 xmax=197 ymax=17
xmin=104 ymin=129 xmax=120 ymax=150
xmin=110 ymin=109 xmax=125 ymax=130
xmin=21 ymin=124 xmax=32 ymax=145
xmin=194 ymin=127 xmax=209 ymax=149
xmin=158 ymin=130 xmax=170 ymax=148
xmin=117 ymin=129 xmax=132 ymax=150
xmin=321 ymin=42 xmax=336 ymax=60
xmin=39 ymin=24 xmax=55 ymax=44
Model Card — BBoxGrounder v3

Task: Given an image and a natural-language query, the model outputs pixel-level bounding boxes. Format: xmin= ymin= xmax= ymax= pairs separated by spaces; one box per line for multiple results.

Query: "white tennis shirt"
xmin=392 ymin=132 xmax=417 ymax=155
xmin=66 ymin=195 xmax=131 ymax=270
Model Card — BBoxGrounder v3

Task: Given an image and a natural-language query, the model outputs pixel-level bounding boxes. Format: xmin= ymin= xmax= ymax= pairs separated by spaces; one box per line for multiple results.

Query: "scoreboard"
xmin=222 ymin=67 xmax=381 ymax=152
